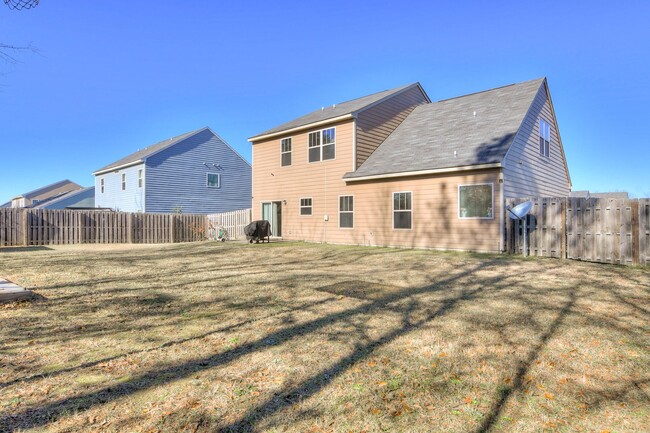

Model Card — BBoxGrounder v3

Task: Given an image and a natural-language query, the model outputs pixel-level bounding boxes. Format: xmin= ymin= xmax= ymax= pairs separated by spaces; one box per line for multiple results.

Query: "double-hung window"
xmin=100 ymin=178 xmax=104 ymax=194
xmin=281 ymin=138 xmax=292 ymax=166
xmin=339 ymin=195 xmax=354 ymax=228
xmin=308 ymin=127 xmax=335 ymax=162
xmin=121 ymin=173 xmax=126 ymax=191
xmin=138 ymin=169 xmax=143 ymax=188
xmin=539 ymin=119 xmax=550 ymax=157
xmin=458 ymin=183 xmax=493 ymax=219
xmin=300 ymin=198 xmax=312 ymax=216
xmin=207 ymin=173 xmax=221 ymax=188
xmin=393 ymin=192 xmax=412 ymax=229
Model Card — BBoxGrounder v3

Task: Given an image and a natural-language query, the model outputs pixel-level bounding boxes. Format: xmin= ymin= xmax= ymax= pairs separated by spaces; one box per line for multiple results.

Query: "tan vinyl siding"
xmin=502 ymin=83 xmax=570 ymax=198
xmin=355 ymin=86 xmax=429 ymax=169
xmin=252 ymin=124 xmax=502 ymax=251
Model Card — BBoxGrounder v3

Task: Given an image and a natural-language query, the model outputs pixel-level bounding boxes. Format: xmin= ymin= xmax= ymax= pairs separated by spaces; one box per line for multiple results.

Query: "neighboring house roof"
xmin=94 ymin=127 xmax=207 ymax=175
xmin=570 ymin=190 xmax=629 ymax=199
xmin=33 ymin=186 xmax=95 ymax=209
xmin=249 ymin=83 xmax=430 ymax=141
xmin=0 ymin=201 xmax=10 ymax=208
xmin=344 ymin=78 xmax=545 ymax=180
xmin=12 ymin=179 xmax=82 ymax=201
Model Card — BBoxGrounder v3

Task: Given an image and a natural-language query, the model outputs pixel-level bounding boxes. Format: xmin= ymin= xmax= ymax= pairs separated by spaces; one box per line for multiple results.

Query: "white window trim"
xmin=100 ymin=178 xmax=104 ymax=194
xmin=392 ymin=191 xmax=413 ymax=230
xmin=299 ymin=197 xmax=313 ymax=216
xmin=338 ymin=194 xmax=354 ymax=229
xmin=121 ymin=173 xmax=126 ymax=191
xmin=206 ymin=172 xmax=221 ymax=189
xmin=138 ymin=169 xmax=144 ymax=188
xmin=308 ymin=127 xmax=336 ymax=164
xmin=539 ymin=119 xmax=550 ymax=158
xmin=457 ymin=183 xmax=494 ymax=220
xmin=281 ymin=137 xmax=292 ymax=167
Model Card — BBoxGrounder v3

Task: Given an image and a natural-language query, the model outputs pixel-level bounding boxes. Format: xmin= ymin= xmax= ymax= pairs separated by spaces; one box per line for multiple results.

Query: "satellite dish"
xmin=508 ymin=201 xmax=533 ymax=220
xmin=507 ymin=201 xmax=533 ymax=257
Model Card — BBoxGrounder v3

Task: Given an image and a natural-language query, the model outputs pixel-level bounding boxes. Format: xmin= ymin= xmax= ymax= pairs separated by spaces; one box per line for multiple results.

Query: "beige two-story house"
xmin=249 ymin=78 xmax=571 ymax=252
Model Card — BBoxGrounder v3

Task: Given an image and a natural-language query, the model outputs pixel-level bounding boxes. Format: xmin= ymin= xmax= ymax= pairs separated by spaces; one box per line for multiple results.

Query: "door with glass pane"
xmin=261 ymin=201 xmax=282 ymax=237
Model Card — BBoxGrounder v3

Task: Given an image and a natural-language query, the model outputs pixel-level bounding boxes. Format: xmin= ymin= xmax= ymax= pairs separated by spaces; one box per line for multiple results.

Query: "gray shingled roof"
xmin=20 ymin=179 xmax=82 ymax=200
xmin=250 ymin=83 xmax=423 ymax=139
xmin=94 ymin=127 xmax=208 ymax=174
xmin=345 ymin=78 xmax=545 ymax=179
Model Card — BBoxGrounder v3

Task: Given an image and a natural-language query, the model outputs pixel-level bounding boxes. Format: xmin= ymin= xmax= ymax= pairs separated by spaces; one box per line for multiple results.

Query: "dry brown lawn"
xmin=0 ymin=241 xmax=648 ymax=433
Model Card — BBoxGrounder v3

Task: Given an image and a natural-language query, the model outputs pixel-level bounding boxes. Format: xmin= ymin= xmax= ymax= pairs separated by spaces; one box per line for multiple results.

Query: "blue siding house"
xmin=93 ymin=127 xmax=251 ymax=214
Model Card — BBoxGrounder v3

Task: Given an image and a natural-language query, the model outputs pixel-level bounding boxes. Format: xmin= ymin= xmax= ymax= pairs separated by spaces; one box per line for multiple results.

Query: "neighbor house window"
xmin=393 ymin=192 xmax=412 ymax=229
xmin=138 ymin=169 xmax=143 ymax=188
xmin=100 ymin=178 xmax=104 ymax=194
xmin=308 ymin=127 xmax=335 ymax=162
xmin=300 ymin=198 xmax=312 ymax=215
xmin=207 ymin=173 xmax=221 ymax=188
xmin=539 ymin=119 xmax=550 ymax=157
xmin=121 ymin=173 xmax=126 ymax=191
xmin=339 ymin=195 xmax=354 ymax=228
xmin=458 ymin=183 xmax=493 ymax=219
xmin=281 ymin=138 xmax=292 ymax=166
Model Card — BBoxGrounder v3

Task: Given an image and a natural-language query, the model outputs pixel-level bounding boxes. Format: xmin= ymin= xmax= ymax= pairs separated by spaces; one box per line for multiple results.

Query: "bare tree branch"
xmin=0 ymin=42 xmax=39 ymax=64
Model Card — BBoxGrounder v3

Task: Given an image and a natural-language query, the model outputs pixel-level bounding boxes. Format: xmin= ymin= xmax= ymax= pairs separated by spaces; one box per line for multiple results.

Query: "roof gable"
xmin=93 ymin=127 xmax=210 ymax=175
xmin=345 ymin=78 xmax=545 ymax=180
xmin=16 ymin=179 xmax=82 ymax=200
xmin=249 ymin=83 xmax=429 ymax=141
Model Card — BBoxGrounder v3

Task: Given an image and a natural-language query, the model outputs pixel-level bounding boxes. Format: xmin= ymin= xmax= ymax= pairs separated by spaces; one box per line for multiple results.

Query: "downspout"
xmin=499 ymin=170 xmax=505 ymax=253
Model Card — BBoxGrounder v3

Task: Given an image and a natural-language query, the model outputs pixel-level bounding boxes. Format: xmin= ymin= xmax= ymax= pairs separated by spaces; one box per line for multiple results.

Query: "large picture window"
xmin=458 ymin=184 xmax=493 ymax=219
xmin=300 ymin=197 xmax=312 ymax=216
xmin=308 ymin=127 xmax=336 ymax=162
xmin=207 ymin=173 xmax=221 ymax=188
xmin=539 ymin=119 xmax=550 ymax=157
xmin=339 ymin=195 xmax=354 ymax=228
xmin=281 ymin=138 xmax=292 ymax=166
xmin=393 ymin=192 xmax=412 ymax=229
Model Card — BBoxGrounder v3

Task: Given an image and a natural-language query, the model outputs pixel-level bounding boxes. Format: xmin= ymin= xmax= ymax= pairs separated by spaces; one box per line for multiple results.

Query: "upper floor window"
xmin=281 ymin=138 xmax=292 ymax=166
xmin=539 ymin=119 xmax=550 ymax=157
xmin=138 ymin=169 xmax=143 ymax=188
xmin=207 ymin=173 xmax=221 ymax=188
xmin=121 ymin=173 xmax=126 ymax=191
xmin=393 ymin=192 xmax=412 ymax=230
xmin=308 ymin=127 xmax=335 ymax=162
xmin=339 ymin=195 xmax=354 ymax=228
xmin=300 ymin=197 xmax=312 ymax=215
xmin=458 ymin=183 xmax=493 ymax=219
xmin=100 ymin=178 xmax=105 ymax=194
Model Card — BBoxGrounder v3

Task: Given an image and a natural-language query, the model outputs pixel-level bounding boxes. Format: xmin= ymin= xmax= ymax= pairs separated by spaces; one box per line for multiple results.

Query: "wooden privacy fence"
xmin=206 ymin=208 xmax=251 ymax=241
xmin=0 ymin=208 xmax=207 ymax=246
xmin=506 ymin=197 xmax=650 ymax=266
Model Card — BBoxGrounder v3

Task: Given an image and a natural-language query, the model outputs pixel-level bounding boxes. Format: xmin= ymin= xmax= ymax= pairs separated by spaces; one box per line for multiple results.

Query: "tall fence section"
xmin=0 ymin=208 xmax=251 ymax=247
xmin=506 ymin=197 xmax=649 ymax=266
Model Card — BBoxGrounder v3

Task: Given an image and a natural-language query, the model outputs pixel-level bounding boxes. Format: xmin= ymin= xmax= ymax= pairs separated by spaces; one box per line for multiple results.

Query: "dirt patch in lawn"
xmin=1 ymin=241 xmax=648 ymax=432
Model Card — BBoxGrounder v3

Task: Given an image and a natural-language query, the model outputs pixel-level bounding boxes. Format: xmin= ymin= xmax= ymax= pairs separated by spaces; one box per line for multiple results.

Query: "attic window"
xmin=207 ymin=173 xmax=221 ymax=188
xmin=539 ymin=119 xmax=550 ymax=157
xmin=308 ymin=127 xmax=335 ymax=162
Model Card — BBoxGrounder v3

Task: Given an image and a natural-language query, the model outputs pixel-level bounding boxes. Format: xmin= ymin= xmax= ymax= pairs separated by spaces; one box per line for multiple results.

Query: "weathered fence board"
xmin=206 ymin=208 xmax=252 ymax=241
xmin=0 ymin=208 xmax=214 ymax=246
xmin=508 ymin=197 xmax=647 ymax=266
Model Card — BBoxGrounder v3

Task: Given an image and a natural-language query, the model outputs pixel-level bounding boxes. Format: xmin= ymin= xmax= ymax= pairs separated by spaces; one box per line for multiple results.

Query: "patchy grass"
xmin=0 ymin=241 xmax=648 ymax=433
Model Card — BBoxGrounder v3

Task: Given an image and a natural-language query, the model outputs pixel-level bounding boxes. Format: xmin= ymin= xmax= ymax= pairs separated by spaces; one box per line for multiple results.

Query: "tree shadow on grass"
xmin=0 ymin=258 xmax=501 ymax=431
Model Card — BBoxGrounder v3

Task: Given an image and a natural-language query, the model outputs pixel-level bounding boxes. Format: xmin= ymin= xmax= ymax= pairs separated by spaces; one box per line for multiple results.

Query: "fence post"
xmin=631 ymin=200 xmax=640 ymax=265
xmin=21 ymin=209 xmax=29 ymax=246
xmin=127 ymin=212 xmax=134 ymax=244
xmin=169 ymin=215 xmax=176 ymax=243
xmin=561 ymin=198 xmax=567 ymax=259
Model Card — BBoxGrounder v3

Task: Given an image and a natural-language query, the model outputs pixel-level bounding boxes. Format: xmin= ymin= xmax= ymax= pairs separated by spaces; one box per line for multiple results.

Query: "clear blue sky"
xmin=1 ymin=1 xmax=648 ymax=201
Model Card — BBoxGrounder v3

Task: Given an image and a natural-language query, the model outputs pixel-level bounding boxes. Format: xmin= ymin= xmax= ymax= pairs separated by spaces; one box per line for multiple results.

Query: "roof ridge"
xmin=434 ymin=77 xmax=545 ymax=103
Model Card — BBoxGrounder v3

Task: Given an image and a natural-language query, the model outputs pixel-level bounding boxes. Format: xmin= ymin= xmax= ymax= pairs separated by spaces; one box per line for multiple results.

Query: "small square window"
xmin=207 ymin=173 xmax=221 ymax=188
xmin=300 ymin=197 xmax=312 ymax=215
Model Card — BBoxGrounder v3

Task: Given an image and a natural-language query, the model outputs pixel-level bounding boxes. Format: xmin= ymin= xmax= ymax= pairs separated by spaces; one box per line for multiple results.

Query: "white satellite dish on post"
xmin=508 ymin=201 xmax=533 ymax=257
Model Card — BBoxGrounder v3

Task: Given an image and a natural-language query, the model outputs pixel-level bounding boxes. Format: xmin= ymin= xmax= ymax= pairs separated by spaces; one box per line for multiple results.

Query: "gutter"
xmin=343 ymin=163 xmax=502 ymax=182
xmin=93 ymin=160 xmax=144 ymax=176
